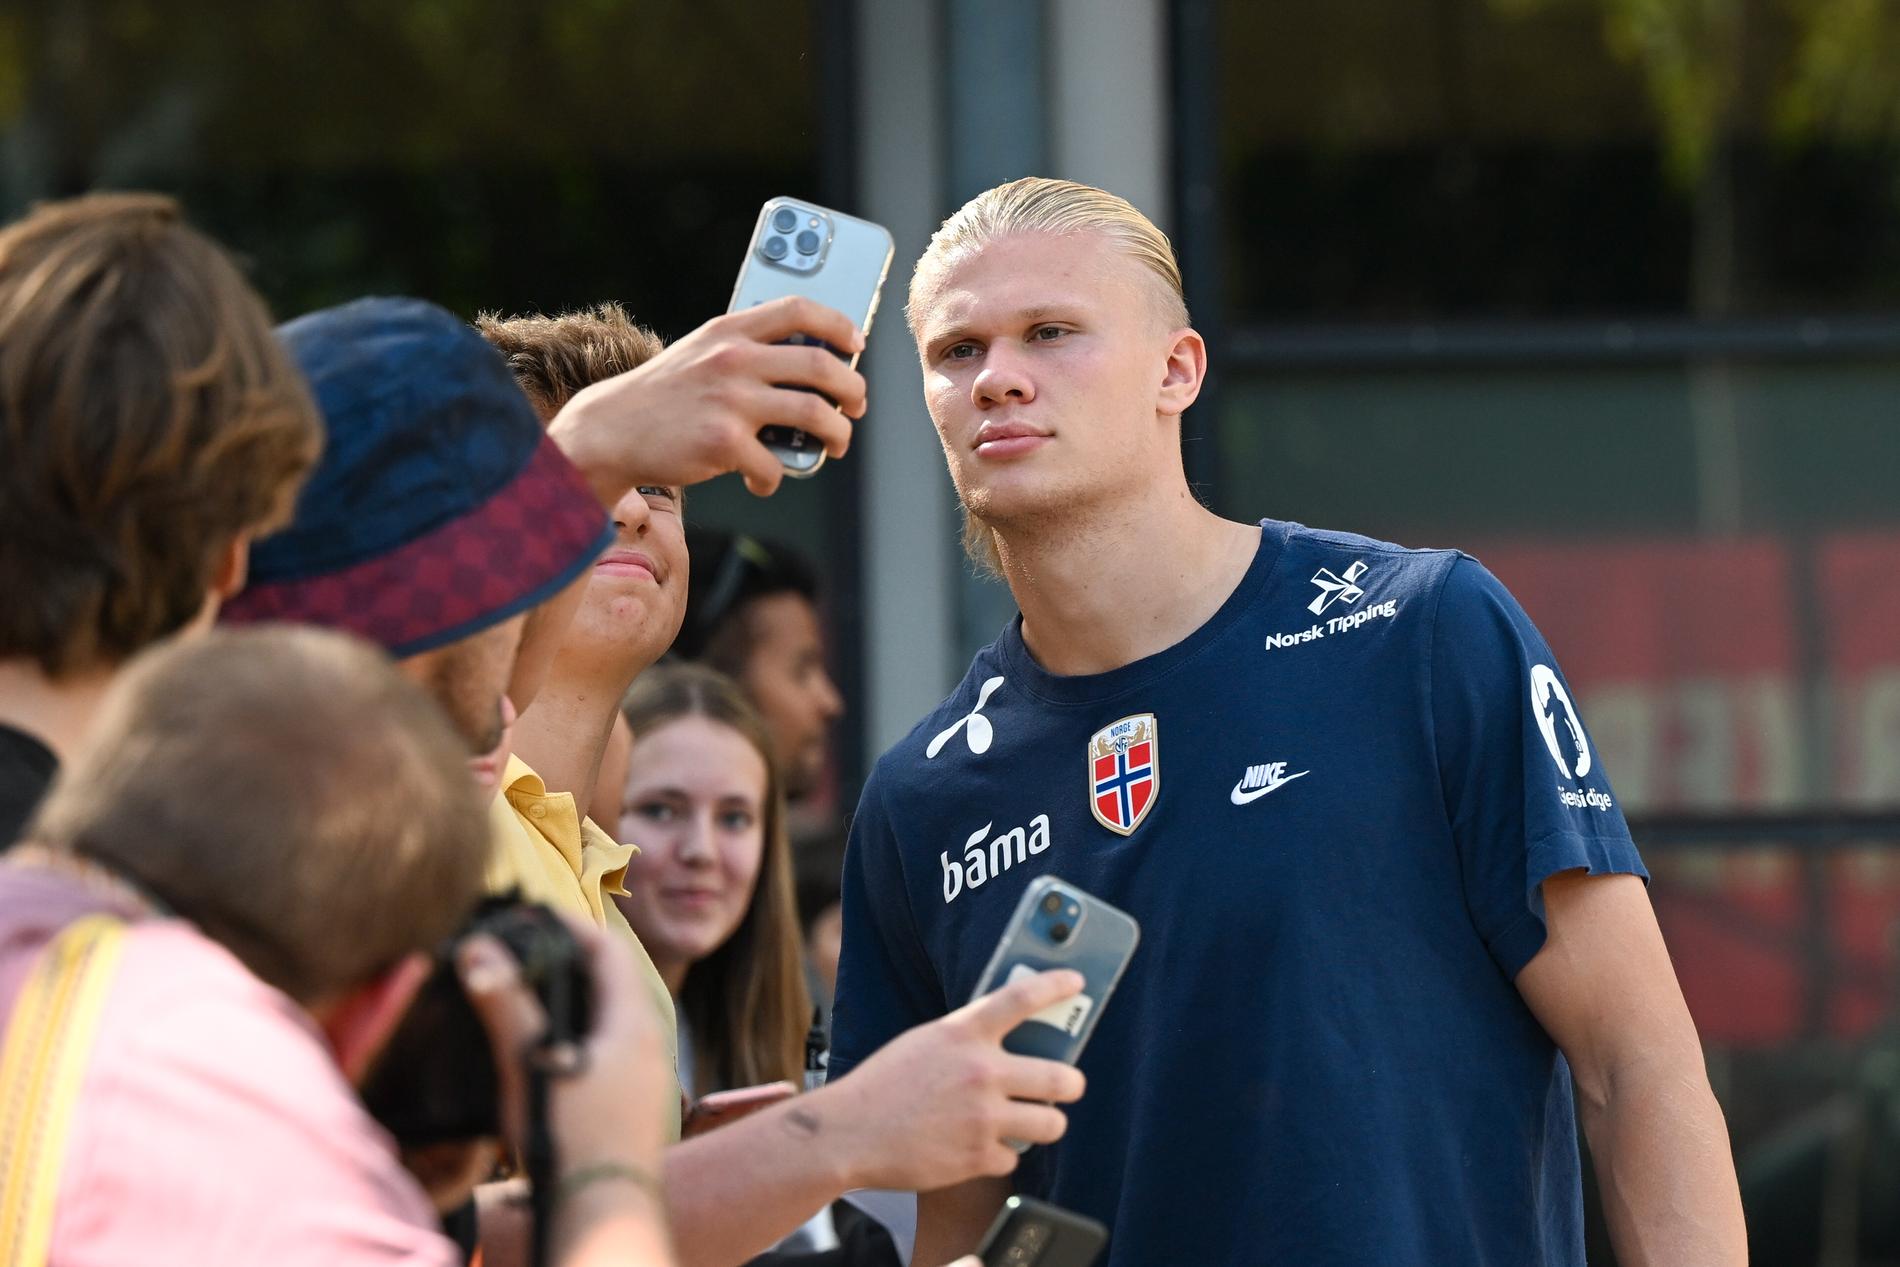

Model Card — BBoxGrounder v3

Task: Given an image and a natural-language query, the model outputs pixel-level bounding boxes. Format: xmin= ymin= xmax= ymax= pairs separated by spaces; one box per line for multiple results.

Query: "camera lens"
xmin=1041 ymin=893 xmax=1062 ymax=914
xmin=1049 ymin=921 xmax=1071 ymax=943
xmin=763 ymin=236 xmax=789 ymax=261
xmin=794 ymin=229 xmax=822 ymax=256
xmin=772 ymin=207 xmax=799 ymax=233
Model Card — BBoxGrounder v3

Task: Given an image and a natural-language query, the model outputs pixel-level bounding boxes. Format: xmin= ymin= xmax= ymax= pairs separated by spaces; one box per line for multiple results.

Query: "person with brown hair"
xmin=616 ymin=663 xmax=810 ymax=1097
xmin=615 ymin=664 xmax=898 ymax=1266
xmin=477 ymin=302 xmax=668 ymax=419
xmin=0 ymin=192 xmax=322 ymax=845
xmin=484 ymin=305 xmax=1092 ymax=1267
xmin=0 ymin=626 xmax=676 ymax=1266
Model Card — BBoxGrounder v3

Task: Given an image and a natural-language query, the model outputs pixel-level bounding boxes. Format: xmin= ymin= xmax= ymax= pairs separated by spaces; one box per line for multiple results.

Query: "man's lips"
xmin=596 ymin=549 xmax=658 ymax=581
xmin=973 ymin=420 xmax=1051 ymax=459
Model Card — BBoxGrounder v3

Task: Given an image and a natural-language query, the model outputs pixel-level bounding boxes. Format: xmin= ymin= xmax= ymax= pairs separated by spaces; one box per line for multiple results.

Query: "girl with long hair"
xmin=614 ymin=662 xmax=809 ymax=1096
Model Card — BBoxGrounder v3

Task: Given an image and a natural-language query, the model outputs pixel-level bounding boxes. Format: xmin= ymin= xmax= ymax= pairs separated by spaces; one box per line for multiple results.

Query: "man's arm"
xmin=660 ymin=970 xmax=1086 ymax=1267
xmin=913 ymin=1178 xmax=1014 ymax=1267
xmin=1515 ymin=871 xmax=1746 ymax=1266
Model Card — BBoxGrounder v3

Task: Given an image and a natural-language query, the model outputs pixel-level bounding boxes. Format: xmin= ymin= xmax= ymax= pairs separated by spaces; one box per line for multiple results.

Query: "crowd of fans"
xmin=0 ymin=193 xmax=1084 ymax=1266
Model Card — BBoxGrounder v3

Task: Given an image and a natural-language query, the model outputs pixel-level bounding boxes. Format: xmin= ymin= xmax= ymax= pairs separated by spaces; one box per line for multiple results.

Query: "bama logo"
xmin=941 ymin=815 xmax=1052 ymax=904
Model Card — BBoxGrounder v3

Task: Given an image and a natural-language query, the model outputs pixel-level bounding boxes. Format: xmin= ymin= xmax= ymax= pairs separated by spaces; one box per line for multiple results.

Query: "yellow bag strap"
xmin=0 ymin=914 xmax=128 ymax=1267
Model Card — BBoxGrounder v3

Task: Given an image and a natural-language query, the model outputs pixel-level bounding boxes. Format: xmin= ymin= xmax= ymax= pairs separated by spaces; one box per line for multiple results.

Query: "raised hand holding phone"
xmin=729 ymin=197 xmax=894 ymax=477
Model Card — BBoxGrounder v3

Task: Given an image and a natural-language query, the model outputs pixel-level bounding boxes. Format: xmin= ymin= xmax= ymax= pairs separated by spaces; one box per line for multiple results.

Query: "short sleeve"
xmin=1430 ymin=556 xmax=1647 ymax=980
xmin=827 ymin=766 xmax=946 ymax=1083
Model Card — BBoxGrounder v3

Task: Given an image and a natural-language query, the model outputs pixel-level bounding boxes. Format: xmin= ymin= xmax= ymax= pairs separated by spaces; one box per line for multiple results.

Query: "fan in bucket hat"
xmin=223 ymin=297 xmax=612 ymax=657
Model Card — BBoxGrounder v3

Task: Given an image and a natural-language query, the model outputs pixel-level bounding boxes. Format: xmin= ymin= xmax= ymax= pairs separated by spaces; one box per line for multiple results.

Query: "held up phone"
xmin=977 ymin=1196 xmax=1108 ymax=1267
xmin=970 ymin=876 xmax=1139 ymax=1064
xmin=728 ymin=196 xmax=894 ymax=478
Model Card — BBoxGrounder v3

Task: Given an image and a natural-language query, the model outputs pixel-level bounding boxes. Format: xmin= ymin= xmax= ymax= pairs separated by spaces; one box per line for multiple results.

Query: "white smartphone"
xmin=727 ymin=196 xmax=894 ymax=477
xmin=970 ymin=876 xmax=1140 ymax=1065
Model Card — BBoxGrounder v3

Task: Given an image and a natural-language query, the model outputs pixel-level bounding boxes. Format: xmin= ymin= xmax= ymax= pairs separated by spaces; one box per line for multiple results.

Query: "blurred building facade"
xmin=8 ymin=0 xmax=1900 ymax=1258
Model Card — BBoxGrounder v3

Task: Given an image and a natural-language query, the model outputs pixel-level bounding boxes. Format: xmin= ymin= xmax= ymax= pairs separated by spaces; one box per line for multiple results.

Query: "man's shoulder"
xmin=60 ymin=920 xmax=452 ymax=1264
xmin=870 ymin=642 xmax=1016 ymax=780
xmin=1274 ymin=520 xmax=1466 ymax=578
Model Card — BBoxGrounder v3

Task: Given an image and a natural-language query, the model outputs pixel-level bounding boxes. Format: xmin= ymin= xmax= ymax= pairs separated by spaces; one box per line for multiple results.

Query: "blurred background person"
xmin=675 ymin=531 xmax=844 ymax=815
xmin=615 ymin=662 xmax=898 ymax=1266
xmin=0 ymin=193 xmax=320 ymax=845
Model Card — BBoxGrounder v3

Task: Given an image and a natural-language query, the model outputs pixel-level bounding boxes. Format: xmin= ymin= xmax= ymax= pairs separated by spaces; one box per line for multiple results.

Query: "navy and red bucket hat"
xmin=223 ymin=297 xmax=612 ymax=657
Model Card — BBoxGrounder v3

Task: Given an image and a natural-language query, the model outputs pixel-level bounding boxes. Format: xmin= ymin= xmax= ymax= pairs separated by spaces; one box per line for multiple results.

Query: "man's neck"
xmin=999 ymin=494 xmax=1260 ymax=678
xmin=511 ymin=664 xmax=632 ymax=810
xmin=0 ymin=658 xmax=119 ymax=763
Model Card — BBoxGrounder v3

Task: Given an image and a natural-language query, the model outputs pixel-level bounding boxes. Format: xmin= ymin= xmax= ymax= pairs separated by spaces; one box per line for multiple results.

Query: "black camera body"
xmin=360 ymin=895 xmax=592 ymax=1147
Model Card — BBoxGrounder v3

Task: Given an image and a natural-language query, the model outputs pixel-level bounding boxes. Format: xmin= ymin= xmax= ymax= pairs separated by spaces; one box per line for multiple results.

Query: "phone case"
xmin=728 ymin=196 xmax=894 ymax=476
xmin=977 ymin=1195 xmax=1108 ymax=1267
xmin=970 ymin=875 xmax=1140 ymax=1063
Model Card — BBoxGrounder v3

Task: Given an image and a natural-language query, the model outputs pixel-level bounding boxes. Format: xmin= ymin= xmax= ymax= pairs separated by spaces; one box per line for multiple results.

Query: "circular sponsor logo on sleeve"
xmin=1529 ymin=663 xmax=1591 ymax=780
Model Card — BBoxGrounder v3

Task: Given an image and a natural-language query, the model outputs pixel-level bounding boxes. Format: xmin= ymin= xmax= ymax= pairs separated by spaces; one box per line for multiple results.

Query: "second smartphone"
xmin=728 ymin=197 xmax=894 ymax=477
xmin=969 ymin=875 xmax=1140 ymax=1063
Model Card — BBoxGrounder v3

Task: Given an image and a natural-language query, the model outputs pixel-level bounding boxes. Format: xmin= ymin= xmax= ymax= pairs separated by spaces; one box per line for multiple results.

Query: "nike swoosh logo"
xmin=1230 ymin=770 xmax=1309 ymax=804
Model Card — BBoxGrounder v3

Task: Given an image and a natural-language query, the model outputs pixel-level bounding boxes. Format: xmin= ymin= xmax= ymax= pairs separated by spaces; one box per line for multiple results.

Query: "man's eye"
xmin=1030 ymin=325 xmax=1066 ymax=342
xmin=945 ymin=342 xmax=980 ymax=361
xmin=638 ymin=485 xmax=678 ymax=503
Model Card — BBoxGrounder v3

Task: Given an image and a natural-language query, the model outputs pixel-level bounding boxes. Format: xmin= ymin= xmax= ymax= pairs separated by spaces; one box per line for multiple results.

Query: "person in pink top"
xmin=0 ymin=626 xmax=676 ymax=1267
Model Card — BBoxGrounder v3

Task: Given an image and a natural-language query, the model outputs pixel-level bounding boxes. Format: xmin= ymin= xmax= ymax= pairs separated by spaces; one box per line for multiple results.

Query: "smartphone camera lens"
xmin=1048 ymin=921 xmax=1071 ymax=943
xmin=762 ymin=236 xmax=789 ymax=261
xmin=771 ymin=207 xmax=799 ymax=233
xmin=1041 ymin=893 xmax=1062 ymax=914
xmin=794 ymin=228 xmax=822 ymax=256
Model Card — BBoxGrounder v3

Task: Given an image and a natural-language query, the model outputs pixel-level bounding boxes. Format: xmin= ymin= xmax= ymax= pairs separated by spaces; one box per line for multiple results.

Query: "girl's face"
xmin=617 ymin=715 xmax=769 ymax=975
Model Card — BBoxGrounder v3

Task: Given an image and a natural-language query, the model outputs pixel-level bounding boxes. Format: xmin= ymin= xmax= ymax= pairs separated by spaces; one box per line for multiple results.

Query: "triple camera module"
xmin=1036 ymin=888 xmax=1085 ymax=946
xmin=758 ymin=202 xmax=831 ymax=274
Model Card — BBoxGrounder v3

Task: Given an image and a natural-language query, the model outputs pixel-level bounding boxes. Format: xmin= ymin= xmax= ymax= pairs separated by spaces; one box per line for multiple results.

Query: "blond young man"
xmin=0 ymin=193 xmax=322 ymax=844
xmin=483 ymin=305 xmax=1090 ymax=1267
xmin=830 ymin=179 xmax=1746 ymax=1266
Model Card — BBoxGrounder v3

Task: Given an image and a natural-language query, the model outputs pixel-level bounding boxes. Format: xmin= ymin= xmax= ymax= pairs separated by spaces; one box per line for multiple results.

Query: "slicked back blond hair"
xmin=475 ymin=302 xmax=666 ymax=419
xmin=907 ymin=177 xmax=1189 ymax=334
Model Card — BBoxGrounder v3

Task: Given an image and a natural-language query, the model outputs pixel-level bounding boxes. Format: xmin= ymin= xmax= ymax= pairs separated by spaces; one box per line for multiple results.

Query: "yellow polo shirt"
xmin=485 ymin=754 xmax=682 ymax=1139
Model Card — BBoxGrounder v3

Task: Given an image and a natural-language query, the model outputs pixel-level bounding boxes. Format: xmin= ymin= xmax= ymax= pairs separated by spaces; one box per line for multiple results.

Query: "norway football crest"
xmin=1089 ymin=714 xmax=1159 ymax=836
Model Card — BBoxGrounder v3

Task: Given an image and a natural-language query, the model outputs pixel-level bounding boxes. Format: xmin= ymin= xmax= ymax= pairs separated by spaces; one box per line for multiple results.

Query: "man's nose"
xmin=972 ymin=347 xmax=1034 ymax=407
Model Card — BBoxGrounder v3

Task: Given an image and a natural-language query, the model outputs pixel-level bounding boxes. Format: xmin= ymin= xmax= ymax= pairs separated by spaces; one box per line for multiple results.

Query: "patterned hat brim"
xmin=223 ymin=434 xmax=613 ymax=659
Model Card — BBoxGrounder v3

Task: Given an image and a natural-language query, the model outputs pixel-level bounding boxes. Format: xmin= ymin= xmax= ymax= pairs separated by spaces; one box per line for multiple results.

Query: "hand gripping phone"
xmin=977 ymin=1196 xmax=1108 ymax=1267
xmin=970 ymin=876 xmax=1139 ymax=1063
xmin=728 ymin=196 xmax=894 ymax=477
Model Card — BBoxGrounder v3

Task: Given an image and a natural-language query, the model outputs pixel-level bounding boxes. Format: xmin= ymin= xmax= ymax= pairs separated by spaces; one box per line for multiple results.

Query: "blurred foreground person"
xmin=0 ymin=193 xmax=321 ymax=844
xmin=835 ymin=177 xmax=1747 ymax=1266
xmin=484 ymin=308 xmax=1093 ymax=1267
xmin=0 ymin=627 xmax=674 ymax=1266
xmin=676 ymin=532 xmax=844 ymax=806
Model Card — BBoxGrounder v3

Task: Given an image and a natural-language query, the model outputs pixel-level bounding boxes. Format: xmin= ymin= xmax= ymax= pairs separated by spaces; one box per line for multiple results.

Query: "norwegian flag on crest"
xmin=1089 ymin=713 xmax=1159 ymax=836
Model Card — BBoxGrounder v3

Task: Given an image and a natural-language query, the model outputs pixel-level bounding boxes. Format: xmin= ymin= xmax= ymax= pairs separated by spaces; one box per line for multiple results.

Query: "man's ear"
xmin=317 ymin=952 xmax=434 ymax=1086
xmin=1156 ymin=327 xmax=1207 ymax=419
xmin=210 ymin=534 xmax=252 ymax=602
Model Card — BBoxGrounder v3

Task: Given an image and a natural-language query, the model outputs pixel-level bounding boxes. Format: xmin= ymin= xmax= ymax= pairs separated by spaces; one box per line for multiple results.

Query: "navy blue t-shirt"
xmin=829 ymin=521 xmax=1646 ymax=1266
